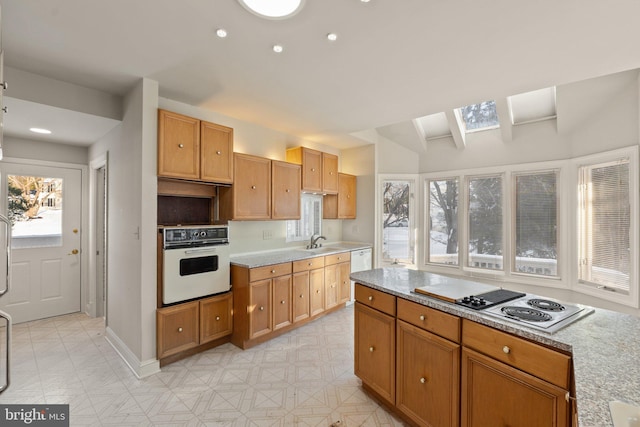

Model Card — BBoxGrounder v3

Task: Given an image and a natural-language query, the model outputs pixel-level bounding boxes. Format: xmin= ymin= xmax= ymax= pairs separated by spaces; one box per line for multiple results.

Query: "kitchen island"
xmin=351 ymin=267 xmax=640 ymax=427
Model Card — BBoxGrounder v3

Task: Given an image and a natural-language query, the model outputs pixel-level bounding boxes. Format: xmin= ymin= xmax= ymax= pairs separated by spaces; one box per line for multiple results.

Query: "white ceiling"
xmin=1 ymin=0 xmax=640 ymax=150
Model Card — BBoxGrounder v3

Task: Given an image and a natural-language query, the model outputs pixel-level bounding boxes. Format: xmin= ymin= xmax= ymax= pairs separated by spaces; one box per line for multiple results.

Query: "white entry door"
xmin=0 ymin=162 xmax=82 ymax=323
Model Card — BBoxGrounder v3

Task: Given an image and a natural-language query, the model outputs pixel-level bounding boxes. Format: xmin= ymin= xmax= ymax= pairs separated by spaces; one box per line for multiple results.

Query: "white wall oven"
xmin=162 ymin=225 xmax=230 ymax=305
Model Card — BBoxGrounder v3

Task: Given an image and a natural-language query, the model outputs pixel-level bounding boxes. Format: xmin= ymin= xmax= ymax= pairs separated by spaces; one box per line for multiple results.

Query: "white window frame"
xmin=424 ymin=176 xmax=461 ymax=268
xmin=570 ymin=146 xmax=639 ymax=308
xmin=286 ymin=193 xmax=322 ymax=242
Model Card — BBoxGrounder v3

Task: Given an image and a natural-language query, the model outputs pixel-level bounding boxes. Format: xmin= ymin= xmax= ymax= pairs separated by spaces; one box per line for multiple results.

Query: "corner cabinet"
xmin=157 ymin=109 xmax=233 ymax=184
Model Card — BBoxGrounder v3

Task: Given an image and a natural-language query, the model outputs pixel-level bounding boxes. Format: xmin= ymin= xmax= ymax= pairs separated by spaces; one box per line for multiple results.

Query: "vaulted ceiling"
xmin=2 ymin=0 xmax=640 ymax=150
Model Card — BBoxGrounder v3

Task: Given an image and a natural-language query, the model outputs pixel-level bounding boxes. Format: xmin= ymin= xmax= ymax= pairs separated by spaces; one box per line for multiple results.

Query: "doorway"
xmin=0 ymin=162 xmax=82 ymax=323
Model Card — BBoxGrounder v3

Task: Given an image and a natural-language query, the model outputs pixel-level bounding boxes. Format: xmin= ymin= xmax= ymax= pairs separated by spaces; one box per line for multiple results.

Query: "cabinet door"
xmin=292 ymin=271 xmax=310 ymax=323
xmin=200 ymin=121 xmax=233 ymax=184
xmin=354 ymin=302 xmax=395 ymax=404
xmin=338 ymin=173 xmax=357 ymax=219
xmin=157 ymin=301 xmax=199 ymax=359
xmin=249 ymin=279 xmax=272 ymax=339
xmin=200 ymin=293 xmax=233 ymax=344
xmin=233 ymin=153 xmax=271 ymax=220
xmin=461 ymin=347 xmax=569 ymax=427
xmin=272 ymin=160 xmax=301 ymax=220
xmin=324 ymin=264 xmax=339 ymax=309
xmin=322 ymin=152 xmax=339 ymax=194
xmin=338 ymin=261 xmax=351 ymax=303
xmin=301 ymin=148 xmax=323 ymax=192
xmin=309 ymin=268 xmax=325 ymax=317
xmin=273 ymin=275 xmax=293 ymax=330
xmin=158 ymin=109 xmax=200 ymax=180
xmin=397 ymin=320 xmax=460 ymax=427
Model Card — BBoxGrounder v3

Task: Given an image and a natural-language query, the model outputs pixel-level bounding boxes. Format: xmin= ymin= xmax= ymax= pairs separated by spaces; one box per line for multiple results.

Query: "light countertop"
xmin=350 ymin=268 xmax=640 ymax=427
xmin=230 ymin=242 xmax=372 ymax=268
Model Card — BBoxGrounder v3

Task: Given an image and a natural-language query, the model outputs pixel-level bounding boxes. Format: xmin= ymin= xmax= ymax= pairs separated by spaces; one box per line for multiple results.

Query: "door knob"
xmin=68 ymin=249 xmax=79 ymax=255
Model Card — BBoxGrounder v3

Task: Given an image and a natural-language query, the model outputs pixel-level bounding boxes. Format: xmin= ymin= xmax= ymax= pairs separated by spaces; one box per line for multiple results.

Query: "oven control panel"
xmin=163 ymin=225 xmax=229 ymax=248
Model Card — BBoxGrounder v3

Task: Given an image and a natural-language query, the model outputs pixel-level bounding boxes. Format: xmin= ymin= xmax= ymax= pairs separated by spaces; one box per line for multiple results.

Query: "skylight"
xmin=458 ymin=100 xmax=500 ymax=133
xmin=508 ymin=87 xmax=557 ymax=125
xmin=414 ymin=112 xmax=451 ymax=140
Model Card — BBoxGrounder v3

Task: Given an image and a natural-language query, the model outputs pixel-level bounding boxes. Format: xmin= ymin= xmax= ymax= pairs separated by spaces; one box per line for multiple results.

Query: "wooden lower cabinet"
xmin=157 ymin=301 xmax=199 ymax=359
xmin=324 ymin=263 xmax=340 ymax=310
xmin=309 ymin=268 xmax=325 ymax=317
xmin=338 ymin=261 xmax=351 ymax=303
xmin=461 ymin=347 xmax=569 ymax=427
xmin=273 ymin=274 xmax=293 ymax=330
xmin=354 ymin=302 xmax=396 ymax=404
xmin=249 ymin=278 xmax=273 ymax=339
xmin=200 ymin=293 xmax=233 ymax=344
xmin=292 ymin=271 xmax=311 ymax=322
xmin=396 ymin=320 xmax=460 ymax=427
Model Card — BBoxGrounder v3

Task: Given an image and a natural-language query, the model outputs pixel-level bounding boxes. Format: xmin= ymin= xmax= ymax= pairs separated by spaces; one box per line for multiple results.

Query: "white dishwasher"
xmin=349 ymin=247 xmax=372 ymax=303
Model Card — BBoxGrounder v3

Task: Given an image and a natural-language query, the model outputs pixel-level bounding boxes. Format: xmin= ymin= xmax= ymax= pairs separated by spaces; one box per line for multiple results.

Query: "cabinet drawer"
xmin=355 ymin=283 xmax=396 ymax=316
xmin=462 ymin=319 xmax=571 ymax=389
xmin=397 ymin=298 xmax=460 ymax=343
xmin=324 ymin=251 xmax=351 ymax=265
xmin=249 ymin=262 xmax=292 ymax=282
xmin=293 ymin=256 xmax=325 ymax=272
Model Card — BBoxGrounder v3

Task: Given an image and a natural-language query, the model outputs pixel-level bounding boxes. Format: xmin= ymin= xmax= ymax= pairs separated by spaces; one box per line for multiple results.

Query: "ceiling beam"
xmin=445 ymin=110 xmax=466 ymax=150
xmin=494 ymin=98 xmax=513 ymax=142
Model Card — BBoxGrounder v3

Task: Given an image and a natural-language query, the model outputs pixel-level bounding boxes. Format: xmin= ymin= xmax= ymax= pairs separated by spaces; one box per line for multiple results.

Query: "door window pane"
xmin=514 ymin=172 xmax=558 ymax=276
xmin=8 ymin=175 xmax=63 ymax=249
xmin=382 ymin=180 xmax=413 ymax=263
xmin=468 ymin=176 xmax=503 ymax=270
xmin=428 ymin=178 xmax=459 ymax=265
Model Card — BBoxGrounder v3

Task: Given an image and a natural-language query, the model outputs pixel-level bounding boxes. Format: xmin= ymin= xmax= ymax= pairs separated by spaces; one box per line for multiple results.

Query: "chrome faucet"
xmin=307 ymin=234 xmax=326 ymax=249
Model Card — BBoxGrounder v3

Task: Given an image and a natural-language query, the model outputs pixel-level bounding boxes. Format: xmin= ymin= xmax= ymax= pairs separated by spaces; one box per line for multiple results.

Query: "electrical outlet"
xmin=263 ymin=230 xmax=273 ymax=240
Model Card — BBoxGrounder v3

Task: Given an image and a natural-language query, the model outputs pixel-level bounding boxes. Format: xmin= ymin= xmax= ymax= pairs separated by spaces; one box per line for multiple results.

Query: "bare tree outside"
xmin=382 ymin=180 xmax=412 ymax=262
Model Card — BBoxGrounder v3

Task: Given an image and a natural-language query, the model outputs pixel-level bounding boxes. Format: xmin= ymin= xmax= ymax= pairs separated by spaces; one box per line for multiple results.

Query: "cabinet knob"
xmin=337 ymin=257 xmax=341 ymax=260
xmin=369 ymin=346 xmax=374 ymax=353
xmin=332 ymin=285 xmax=335 ymax=288
xmin=216 ymin=150 xmax=222 ymax=155
xmin=271 ymin=269 xmax=276 ymax=273
xmin=503 ymin=346 xmax=511 ymax=354
xmin=251 ymin=185 xmax=256 ymax=190
xmin=420 ymin=377 xmax=427 ymax=384
xmin=178 ymin=143 xmax=184 ymax=148
xmin=259 ymin=306 xmax=264 ymax=311
xmin=215 ymin=316 xmax=220 ymax=321
xmin=368 ymin=295 xmax=373 ymax=301
xmin=316 ymin=289 xmax=321 ymax=294
xmin=330 ymin=171 xmax=333 ymax=175
xmin=308 ymin=262 xmax=312 ymax=266
xmin=178 ymin=327 xmax=183 ymax=333
xmin=419 ymin=315 xmax=426 ymax=321
xmin=281 ymin=300 xmax=286 ymax=304
xmin=311 ymin=168 xmax=315 ymax=172
xmin=286 ymin=189 xmax=290 ymax=193
xmin=299 ymin=294 xmax=304 ymax=298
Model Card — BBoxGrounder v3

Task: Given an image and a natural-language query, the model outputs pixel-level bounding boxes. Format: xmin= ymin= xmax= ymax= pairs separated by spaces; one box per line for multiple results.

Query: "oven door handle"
xmin=184 ymin=247 xmax=225 ymax=255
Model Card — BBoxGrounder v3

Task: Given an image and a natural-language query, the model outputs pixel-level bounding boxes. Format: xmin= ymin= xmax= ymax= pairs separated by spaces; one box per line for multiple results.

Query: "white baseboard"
xmin=105 ymin=327 xmax=161 ymax=379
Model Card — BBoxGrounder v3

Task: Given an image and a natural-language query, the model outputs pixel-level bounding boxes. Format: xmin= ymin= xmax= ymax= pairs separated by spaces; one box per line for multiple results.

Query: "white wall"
xmin=4 ymin=136 xmax=88 ymax=164
xmin=341 ymin=144 xmax=376 ymax=248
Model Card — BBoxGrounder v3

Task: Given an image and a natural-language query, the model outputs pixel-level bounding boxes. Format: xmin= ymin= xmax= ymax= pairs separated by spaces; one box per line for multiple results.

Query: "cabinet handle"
xmin=251 ymin=185 xmax=256 ymax=190
xmin=368 ymin=295 xmax=373 ymax=301
xmin=503 ymin=345 xmax=511 ymax=354
xmin=215 ymin=316 xmax=220 ymax=321
xmin=259 ymin=306 xmax=264 ymax=311
xmin=178 ymin=144 xmax=184 ymax=148
xmin=281 ymin=300 xmax=286 ymax=304
xmin=369 ymin=346 xmax=374 ymax=353
xmin=178 ymin=327 xmax=183 ymax=332
xmin=420 ymin=377 xmax=427 ymax=384
xmin=419 ymin=315 xmax=426 ymax=321
xmin=216 ymin=150 xmax=222 ymax=155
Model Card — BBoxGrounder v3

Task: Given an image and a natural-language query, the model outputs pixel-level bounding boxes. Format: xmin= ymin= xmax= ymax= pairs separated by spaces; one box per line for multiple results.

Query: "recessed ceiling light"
xmin=216 ymin=28 xmax=228 ymax=38
xmin=272 ymin=44 xmax=284 ymax=53
xmin=238 ymin=0 xmax=305 ymax=20
xmin=29 ymin=128 xmax=52 ymax=134
xmin=327 ymin=33 xmax=338 ymax=42
xmin=360 ymin=0 xmax=371 ymax=3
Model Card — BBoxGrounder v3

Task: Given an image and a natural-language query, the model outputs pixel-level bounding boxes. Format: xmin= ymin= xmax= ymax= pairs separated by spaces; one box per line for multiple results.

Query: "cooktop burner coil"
xmin=527 ymin=299 xmax=565 ymax=312
xmin=501 ymin=306 xmax=553 ymax=322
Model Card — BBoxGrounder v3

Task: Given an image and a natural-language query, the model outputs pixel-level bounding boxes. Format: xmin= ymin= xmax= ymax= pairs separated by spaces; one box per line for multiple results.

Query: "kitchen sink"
xmin=305 ymin=246 xmax=347 ymax=254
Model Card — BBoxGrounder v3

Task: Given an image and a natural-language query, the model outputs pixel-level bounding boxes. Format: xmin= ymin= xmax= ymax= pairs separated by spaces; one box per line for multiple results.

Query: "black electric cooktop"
xmin=455 ymin=289 xmax=526 ymax=310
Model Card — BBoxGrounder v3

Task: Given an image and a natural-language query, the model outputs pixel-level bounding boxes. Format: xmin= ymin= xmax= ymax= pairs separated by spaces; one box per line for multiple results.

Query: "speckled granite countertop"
xmin=230 ymin=242 xmax=372 ymax=268
xmin=350 ymin=268 xmax=640 ymax=427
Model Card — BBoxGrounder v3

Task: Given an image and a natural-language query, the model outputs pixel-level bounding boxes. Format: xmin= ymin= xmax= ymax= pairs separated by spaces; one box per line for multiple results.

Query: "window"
xmin=427 ymin=178 xmax=459 ymax=265
xmin=381 ymin=178 xmax=415 ymax=265
xmin=513 ymin=171 xmax=558 ymax=277
xmin=286 ymin=193 xmax=322 ymax=242
xmin=578 ymin=158 xmax=631 ymax=294
xmin=458 ymin=100 xmax=500 ymax=133
xmin=467 ymin=175 xmax=503 ymax=270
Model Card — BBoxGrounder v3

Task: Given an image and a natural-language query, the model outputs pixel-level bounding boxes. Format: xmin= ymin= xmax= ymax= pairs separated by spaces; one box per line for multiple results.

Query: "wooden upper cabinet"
xmin=231 ymin=153 xmax=271 ymax=220
xmin=286 ymin=147 xmax=322 ymax=193
xmin=324 ymin=173 xmax=357 ymax=219
xmin=322 ymin=153 xmax=339 ymax=194
xmin=200 ymin=121 xmax=233 ymax=184
xmin=271 ymin=160 xmax=301 ymax=220
xmin=158 ymin=109 xmax=234 ymax=184
xmin=158 ymin=109 xmax=200 ymax=180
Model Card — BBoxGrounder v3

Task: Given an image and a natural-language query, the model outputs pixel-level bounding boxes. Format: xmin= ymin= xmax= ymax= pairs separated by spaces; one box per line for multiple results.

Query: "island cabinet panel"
xmin=462 ymin=320 xmax=571 ymax=389
xmin=355 ymin=302 xmax=396 ymax=405
xmin=461 ymin=347 xmax=569 ymax=427
xmin=355 ymin=283 xmax=396 ymax=316
xmin=397 ymin=298 xmax=461 ymax=344
xmin=396 ymin=320 xmax=460 ymax=427
xmin=200 ymin=120 xmax=233 ymax=184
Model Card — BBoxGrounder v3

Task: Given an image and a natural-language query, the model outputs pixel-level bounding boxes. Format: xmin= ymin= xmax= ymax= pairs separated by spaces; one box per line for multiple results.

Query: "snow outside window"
xmin=467 ymin=175 xmax=503 ymax=270
xmin=428 ymin=178 xmax=459 ymax=266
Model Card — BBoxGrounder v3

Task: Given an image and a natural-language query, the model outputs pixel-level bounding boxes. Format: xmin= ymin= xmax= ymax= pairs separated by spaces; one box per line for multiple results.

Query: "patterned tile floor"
xmin=1 ymin=304 xmax=406 ymax=426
